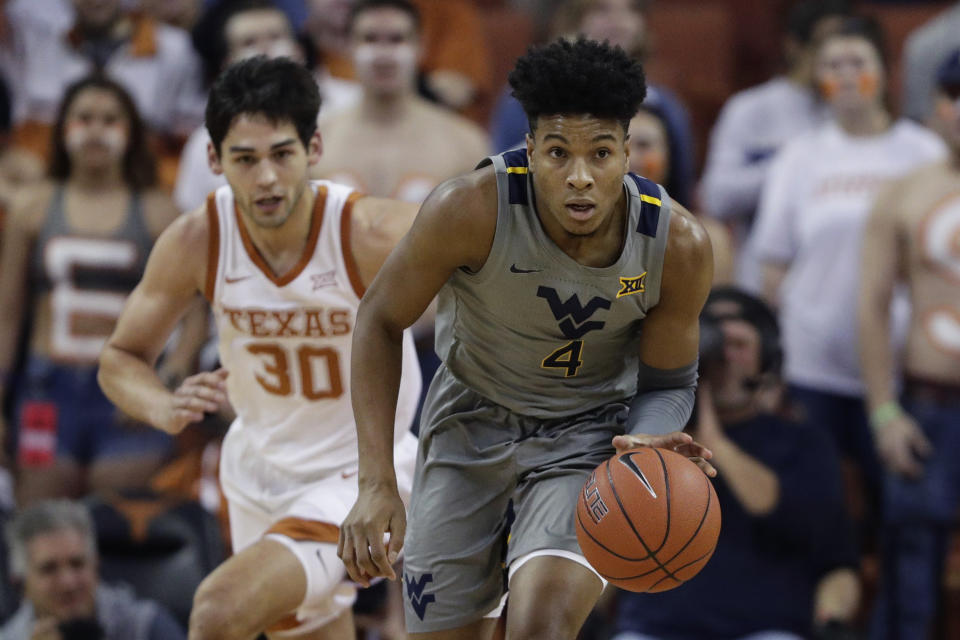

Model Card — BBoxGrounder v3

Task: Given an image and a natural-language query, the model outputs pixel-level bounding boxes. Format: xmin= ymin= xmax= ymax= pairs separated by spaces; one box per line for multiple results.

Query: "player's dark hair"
xmin=704 ymin=287 xmax=783 ymax=377
xmin=49 ymin=74 xmax=156 ymax=189
xmin=820 ymin=15 xmax=888 ymax=70
xmin=784 ymin=0 xmax=852 ymax=45
xmin=347 ymin=0 xmax=421 ymax=35
xmin=205 ymin=55 xmax=320 ymax=156
xmin=192 ymin=0 xmax=288 ymax=85
xmin=510 ymin=37 xmax=647 ymax=134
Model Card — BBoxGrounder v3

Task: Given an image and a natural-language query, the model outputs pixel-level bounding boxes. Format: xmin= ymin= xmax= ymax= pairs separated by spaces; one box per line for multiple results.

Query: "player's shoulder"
xmin=422 ymin=163 xmax=497 ymax=218
xmin=160 ymin=202 xmax=213 ymax=255
xmin=665 ymin=202 xmax=712 ymax=269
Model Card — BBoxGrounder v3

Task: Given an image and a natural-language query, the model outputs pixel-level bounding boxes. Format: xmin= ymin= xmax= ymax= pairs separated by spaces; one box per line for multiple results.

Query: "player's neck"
xmin=68 ymin=165 xmax=126 ymax=192
xmin=244 ymin=186 xmax=316 ymax=274
xmin=359 ymin=90 xmax=416 ymax=123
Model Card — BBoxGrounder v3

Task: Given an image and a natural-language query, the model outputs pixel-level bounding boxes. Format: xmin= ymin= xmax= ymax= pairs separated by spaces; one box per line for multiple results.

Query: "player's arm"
xmin=858 ymin=178 xmax=930 ymax=478
xmin=339 ymin=170 xmax=496 ymax=585
xmin=614 ymin=204 xmax=715 ymax=475
xmin=98 ymin=207 xmax=227 ymax=435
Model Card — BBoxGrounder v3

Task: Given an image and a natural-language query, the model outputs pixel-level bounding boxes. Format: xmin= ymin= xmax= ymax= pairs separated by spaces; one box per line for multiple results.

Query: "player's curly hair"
xmin=509 ymin=37 xmax=647 ymax=134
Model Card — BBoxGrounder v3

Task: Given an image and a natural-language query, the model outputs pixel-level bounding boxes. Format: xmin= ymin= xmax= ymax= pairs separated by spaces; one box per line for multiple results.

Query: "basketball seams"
xmin=654 ymin=448 xmax=671 ymax=552
xmin=604 ymin=451 xmax=683 ymax=584
xmin=600 ymin=470 xmax=717 ymax=581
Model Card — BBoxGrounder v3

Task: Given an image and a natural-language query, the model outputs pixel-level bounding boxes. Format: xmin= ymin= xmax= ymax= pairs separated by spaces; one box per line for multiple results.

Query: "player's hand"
xmin=613 ymin=431 xmax=717 ymax=478
xmin=338 ymin=481 xmax=406 ymax=587
xmin=30 ymin=617 xmax=63 ymax=640
xmin=875 ymin=413 xmax=931 ymax=479
xmin=156 ymin=368 xmax=229 ymax=435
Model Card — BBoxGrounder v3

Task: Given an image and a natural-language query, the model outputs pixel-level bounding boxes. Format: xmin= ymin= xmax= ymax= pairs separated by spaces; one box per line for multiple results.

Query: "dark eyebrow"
xmin=228 ymin=139 xmax=297 ymax=153
xmin=592 ymin=134 xmax=617 ymax=143
xmin=542 ymin=133 xmax=569 ymax=144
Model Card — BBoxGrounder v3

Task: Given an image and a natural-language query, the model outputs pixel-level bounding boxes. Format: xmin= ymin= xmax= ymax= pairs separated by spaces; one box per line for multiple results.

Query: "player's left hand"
xmin=613 ymin=431 xmax=717 ymax=478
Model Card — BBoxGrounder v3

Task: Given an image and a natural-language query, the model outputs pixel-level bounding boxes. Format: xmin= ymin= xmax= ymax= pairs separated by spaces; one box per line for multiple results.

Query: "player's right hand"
xmin=875 ymin=413 xmax=931 ymax=479
xmin=156 ymin=368 xmax=229 ymax=435
xmin=338 ymin=482 xmax=406 ymax=587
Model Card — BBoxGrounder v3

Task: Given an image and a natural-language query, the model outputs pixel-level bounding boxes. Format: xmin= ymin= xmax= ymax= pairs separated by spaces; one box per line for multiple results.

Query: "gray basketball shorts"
xmin=401 ymin=365 xmax=628 ymax=633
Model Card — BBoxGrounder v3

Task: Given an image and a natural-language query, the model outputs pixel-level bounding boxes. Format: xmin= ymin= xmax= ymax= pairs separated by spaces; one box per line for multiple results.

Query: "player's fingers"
xmin=387 ymin=513 xmax=406 ymax=567
xmin=354 ymin=533 xmax=381 ymax=585
xmin=911 ymin=430 xmax=933 ymax=458
xmin=184 ymin=384 xmax=228 ymax=405
xmin=368 ymin=534 xmax=393 ymax=579
xmin=613 ymin=432 xmax=691 ymax=452
xmin=689 ymin=456 xmax=717 ymax=478
xmin=339 ymin=534 xmax=363 ymax=584
xmin=173 ymin=394 xmax=219 ymax=414
xmin=674 ymin=441 xmax=713 ymax=460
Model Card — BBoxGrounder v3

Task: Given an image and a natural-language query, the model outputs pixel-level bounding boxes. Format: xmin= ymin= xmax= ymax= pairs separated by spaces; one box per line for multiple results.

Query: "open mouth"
xmin=566 ymin=203 xmax=596 ymax=221
xmin=255 ymin=196 xmax=283 ymax=213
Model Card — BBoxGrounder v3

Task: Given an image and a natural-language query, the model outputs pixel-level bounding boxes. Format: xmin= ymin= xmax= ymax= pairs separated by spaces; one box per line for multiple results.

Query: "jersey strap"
xmin=628 ymin=173 xmax=663 ymax=238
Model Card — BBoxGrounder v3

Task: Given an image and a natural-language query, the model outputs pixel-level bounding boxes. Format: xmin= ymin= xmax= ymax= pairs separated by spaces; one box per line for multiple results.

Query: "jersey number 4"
xmin=246 ymin=343 xmax=343 ymax=399
xmin=542 ymin=340 xmax=584 ymax=377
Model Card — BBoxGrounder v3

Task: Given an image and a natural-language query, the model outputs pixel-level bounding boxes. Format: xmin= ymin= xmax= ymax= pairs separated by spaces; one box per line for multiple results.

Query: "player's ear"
xmin=307 ymin=131 xmax=323 ymax=166
xmin=208 ymin=141 xmax=223 ymax=175
xmin=525 ymin=132 xmax=535 ymax=171
xmin=623 ymin=134 xmax=631 ymax=174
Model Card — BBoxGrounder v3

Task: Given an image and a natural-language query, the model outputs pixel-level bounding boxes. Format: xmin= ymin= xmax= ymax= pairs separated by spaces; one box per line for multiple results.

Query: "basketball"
xmin=575 ymin=447 xmax=721 ymax=593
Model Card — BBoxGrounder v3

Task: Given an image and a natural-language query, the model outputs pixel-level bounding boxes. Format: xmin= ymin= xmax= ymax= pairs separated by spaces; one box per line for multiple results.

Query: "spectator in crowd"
xmin=628 ymin=105 xmax=735 ymax=285
xmin=699 ymin=0 xmax=851 ymax=292
xmin=175 ymin=0 xmax=360 ymax=213
xmin=613 ymin=287 xmax=861 ymax=640
xmin=1 ymin=0 xmax=205 ymax=167
xmin=489 ymin=0 xmax=695 ymax=206
xmin=752 ymin=16 xmax=946 ymax=547
xmin=900 ymin=2 xmax=960 ymax=124
xmin=858 ymin=49 xmax=960 ymax=640
xmin=312 ymin=0 xmax=489 ymax=203
xmin=303 ymin=0 xmax=494 ymax=120
xmin=0 ymin=76 xmax=192 ymax=504
xmin=0 ymin=499 xmax=185 ymax=640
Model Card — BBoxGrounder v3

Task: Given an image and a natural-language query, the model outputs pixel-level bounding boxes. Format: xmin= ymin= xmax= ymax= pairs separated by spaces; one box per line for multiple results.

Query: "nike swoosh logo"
xmin=510 ymin=264 xmax=542 ymax=274
xmin=225 ymin=274 xmax=254 ymax=284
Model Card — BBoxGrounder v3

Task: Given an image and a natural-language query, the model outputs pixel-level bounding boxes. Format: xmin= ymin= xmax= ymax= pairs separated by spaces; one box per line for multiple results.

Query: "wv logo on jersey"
xmin=536 ymin=286 xmax=611 ymax=339
xmin=404 ymin=572 xmax=436 ymax=620
xmin=617 ymin=272 xmax=647 ymax=299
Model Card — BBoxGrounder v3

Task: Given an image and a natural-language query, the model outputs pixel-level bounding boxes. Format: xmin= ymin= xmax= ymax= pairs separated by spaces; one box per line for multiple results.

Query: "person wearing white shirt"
xmin=699 ymin=0 xmax=851 ymax=292
xmin=752 ymin=16 xmax=947 ymax=547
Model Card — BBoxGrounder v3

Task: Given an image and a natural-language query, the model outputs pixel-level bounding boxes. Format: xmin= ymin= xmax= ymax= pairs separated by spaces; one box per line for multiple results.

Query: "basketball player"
xmin=339 ymin=38 xmax=716 ymax=639
xmin=97 ymin=56 xmax=422 ymax=639
xmin=858 ymin=49 xmax=960 ymax=640
xmin=311 ymin=0 xmax=489 ymax=204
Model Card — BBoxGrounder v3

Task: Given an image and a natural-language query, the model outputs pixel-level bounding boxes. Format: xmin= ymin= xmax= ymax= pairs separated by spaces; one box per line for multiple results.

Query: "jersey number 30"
xmin=542 ymin=340 xmax=584 ymax=377
xmin=246 ymin=343 xmax=343 ymax=399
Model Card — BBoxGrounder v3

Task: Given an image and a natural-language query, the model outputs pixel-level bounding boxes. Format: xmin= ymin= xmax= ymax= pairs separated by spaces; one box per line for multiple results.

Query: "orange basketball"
xmin=575 ymin=447 xmax=721 ymax=592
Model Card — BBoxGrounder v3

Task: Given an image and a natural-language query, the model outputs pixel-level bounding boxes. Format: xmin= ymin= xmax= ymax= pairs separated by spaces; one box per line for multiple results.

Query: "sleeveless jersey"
xmin=435 ymin=150 xmax=672 ymax=418
xmin=206 ymin=180 xmax=421 ymax=505
xmin=30 ymin=186 xmax=153 ymax=363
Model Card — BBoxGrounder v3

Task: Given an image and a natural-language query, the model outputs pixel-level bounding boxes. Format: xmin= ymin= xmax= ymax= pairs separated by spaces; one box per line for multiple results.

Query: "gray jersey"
xmin=434 ymin=149 xmax=672 ymax=418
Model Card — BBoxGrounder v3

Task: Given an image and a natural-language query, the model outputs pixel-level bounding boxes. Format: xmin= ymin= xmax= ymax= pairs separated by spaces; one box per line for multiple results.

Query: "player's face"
xmin=350 ymin=8 xmax=420 ymax=96
xmin=209 ymin=115 xmax=321 ymax=229
xmin=23 ymin=529 xmax=98 ymax=621
xmin=579 ymin=0 xmax=645 ymax=53
xmin=712 ymin=317 xmax=763 ymax=412
xmin=816 ymin=36 xmax=885 ymax=113
xmin=527 ymin=115 xmax=629 ymax=237
xmin=627 ymin=111 xmax=668 ymax=183
xmin=225 ymin=9 xmax=302 ymax=65
xmin=63 ymin=88 xmax=130 ymax=171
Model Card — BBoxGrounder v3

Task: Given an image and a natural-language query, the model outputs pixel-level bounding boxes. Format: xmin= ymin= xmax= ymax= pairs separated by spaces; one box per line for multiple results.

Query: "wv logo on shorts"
xmin=536 ymin=286 xmax=611 ymax=339
xmin=404 ymin=572 xmax=436 ymax=620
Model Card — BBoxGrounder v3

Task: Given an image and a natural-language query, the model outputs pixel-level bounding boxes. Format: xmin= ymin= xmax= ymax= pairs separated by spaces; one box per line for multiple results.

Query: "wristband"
xmin=870 ymin=401 xmax=903 ymax=430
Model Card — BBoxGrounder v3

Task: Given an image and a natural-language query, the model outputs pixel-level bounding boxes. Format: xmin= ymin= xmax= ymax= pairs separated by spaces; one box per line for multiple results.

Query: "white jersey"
xmin=205 ymin=180 xmax=421 ymax=508
xmin=752 ymin=120 xmax=946 ymax=395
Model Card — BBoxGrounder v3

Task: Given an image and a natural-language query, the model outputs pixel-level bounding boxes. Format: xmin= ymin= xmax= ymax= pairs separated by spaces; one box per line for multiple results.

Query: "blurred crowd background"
xmin=0 ymin=0 xmax=958 ymax=638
